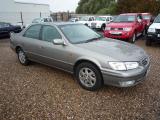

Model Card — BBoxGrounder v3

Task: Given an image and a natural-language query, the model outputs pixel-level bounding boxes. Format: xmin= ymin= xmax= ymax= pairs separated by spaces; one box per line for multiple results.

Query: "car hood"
xmin=149 ymin=23 xmax=160 ymax=29
xmin=107 ymin=22 xmax=135 ymax=28
xmin=76 ymin=38 xmax=148 ymax=61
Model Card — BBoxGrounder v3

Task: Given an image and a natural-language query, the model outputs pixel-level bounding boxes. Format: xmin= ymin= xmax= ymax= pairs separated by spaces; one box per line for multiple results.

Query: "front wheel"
xmin=75 ymin=62 xmax=103 ymax=91
xmin=130 ymin=33 xmax=136 ymax=43
xmin=17 ymin=48 xmax=29 ymax=65
xmin=101 ymin=25 xmax=106 ymax=31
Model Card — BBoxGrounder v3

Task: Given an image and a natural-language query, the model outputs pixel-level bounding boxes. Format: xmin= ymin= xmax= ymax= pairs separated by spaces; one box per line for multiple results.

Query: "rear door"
xmin=22 ymin=24 xmax=44 ymax=62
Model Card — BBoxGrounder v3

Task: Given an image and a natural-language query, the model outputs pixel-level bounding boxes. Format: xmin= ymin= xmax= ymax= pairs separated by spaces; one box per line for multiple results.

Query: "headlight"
xmin=125 ymin=62 xmax=139 ymax=70
xmin=148 ymin=28 xmax=155 ymax=33
xmin=105 ymin=27 xmax=111 ymax=30
xmin=123 ymin=27 xmax=132 ymax=31
xmin=109 ymin=62 xmax=139 ymax=71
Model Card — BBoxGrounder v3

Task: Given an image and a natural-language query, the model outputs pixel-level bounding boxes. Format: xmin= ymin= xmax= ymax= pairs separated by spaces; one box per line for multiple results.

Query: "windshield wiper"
xmin=85 ymin=36 xmax=103 ymax=43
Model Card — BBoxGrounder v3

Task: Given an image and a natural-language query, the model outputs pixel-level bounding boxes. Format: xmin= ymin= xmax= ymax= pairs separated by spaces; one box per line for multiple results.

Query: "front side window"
xmin=42 ymin=26 xmax=61 ymax=42
xmin=24 ymin=25 xmax=41 ymax=39
xmin=154 ymin=15 xmax=160 ymax=23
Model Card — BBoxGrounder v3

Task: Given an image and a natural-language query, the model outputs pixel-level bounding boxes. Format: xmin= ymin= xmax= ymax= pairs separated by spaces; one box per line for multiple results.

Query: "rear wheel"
xmin=75 ymin=62 xmax=103 ymax=91
xmin=17 ymin=48 xmax=29 ymax=65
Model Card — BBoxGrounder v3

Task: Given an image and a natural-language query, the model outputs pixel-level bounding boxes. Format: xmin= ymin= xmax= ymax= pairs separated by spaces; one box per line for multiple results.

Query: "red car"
xmin=141 ymin=13 xmax=153 ymax=27
xmin=104 ymin=13 xmax=146 ymax=43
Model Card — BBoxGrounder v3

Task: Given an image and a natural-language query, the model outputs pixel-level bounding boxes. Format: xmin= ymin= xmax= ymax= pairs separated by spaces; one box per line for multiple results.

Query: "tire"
xmin=130 ymin=33 xmax=136 ymax=43
xmin=101 ymin=24 xmax=106 ymax=31
xmin=75 ymin=62 xmax=103 ymax=91
xmin=17 ymin=48 xmax=29 ymax=65
xmin=85 ymin=23 xmax=88 ymax=26
xmin=146 ymin=38 xmax=152 ymax=46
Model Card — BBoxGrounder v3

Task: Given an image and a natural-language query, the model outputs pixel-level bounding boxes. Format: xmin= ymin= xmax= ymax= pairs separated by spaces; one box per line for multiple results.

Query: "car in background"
xmin=69 ymin=17 xmax=79 ymax=22
xmin=104 ymin=13 xmax=146 ymax=43
xmin=0 ymin=22 xmax=21 ymax=37
xmin=90 ymin=16 xmax=113 ymax=31
xmin=32 ymin=17 xmax=54 ymax=23
xmin=77 ymin=16 xmax=95 ymax=26
xmin=10 ymin=23 xmax=150 ymax=91
xmin=146 ymin=14 xmax=160 ymax=46
xmin=24 ymin=17 xmax=54 ymax=28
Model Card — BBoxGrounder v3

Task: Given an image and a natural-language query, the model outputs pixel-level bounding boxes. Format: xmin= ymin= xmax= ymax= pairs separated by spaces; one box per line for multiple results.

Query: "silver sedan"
xmin=10 ymin=22 xmax=150 ymax=91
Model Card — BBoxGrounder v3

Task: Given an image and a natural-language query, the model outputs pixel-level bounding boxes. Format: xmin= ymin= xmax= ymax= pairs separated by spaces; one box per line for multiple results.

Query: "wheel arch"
xmin=73 ymin=58 xmax=102 ymax=75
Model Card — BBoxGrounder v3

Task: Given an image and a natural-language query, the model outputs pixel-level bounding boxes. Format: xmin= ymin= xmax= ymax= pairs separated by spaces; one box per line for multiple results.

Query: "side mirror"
xmin=52 ymin=39 xmax=65 ymax=45
xmin=138 ymin=19 xmax=142 ymax=23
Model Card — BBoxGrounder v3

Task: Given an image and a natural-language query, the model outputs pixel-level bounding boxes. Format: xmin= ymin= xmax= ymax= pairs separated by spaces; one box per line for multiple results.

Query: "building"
xmin=0 ymin=0 xmax=50 ymax=26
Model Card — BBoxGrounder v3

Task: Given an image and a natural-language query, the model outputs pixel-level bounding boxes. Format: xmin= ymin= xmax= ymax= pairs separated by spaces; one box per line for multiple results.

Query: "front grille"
xmin=91 ymin=23 xmax=96 ymax=26
xmin=156 ymin=29 xmax=160 ymax=34
xmin=141 ymin=58 xmax=148 ymax=66
xmin=111 ymin=28 xmax=123 ymax=30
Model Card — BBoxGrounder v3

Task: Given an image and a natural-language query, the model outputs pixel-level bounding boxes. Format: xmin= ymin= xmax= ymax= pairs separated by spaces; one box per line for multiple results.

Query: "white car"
xmin=77 ymin=16 xmax=95 ymax=26
xmin=24 ymin=17 xmax=54 ymax=28
xmin=90 ymin=16 xmax=113 ymax=30
xmin=32 ymin=17 xmax=54 ymax=23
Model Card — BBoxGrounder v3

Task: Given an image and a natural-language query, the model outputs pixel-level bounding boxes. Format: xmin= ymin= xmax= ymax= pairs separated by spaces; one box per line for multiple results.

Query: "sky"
xmin=15 ymin=0 xmax=80 ymax=12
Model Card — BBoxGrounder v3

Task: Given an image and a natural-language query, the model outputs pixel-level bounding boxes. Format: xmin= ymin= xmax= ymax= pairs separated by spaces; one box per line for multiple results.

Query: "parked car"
xmin=0 ymin=22 xmax=21 ymax=37
xmin=32 ymin=17 xmax=54 ymax=23
xmin=24 ymin=17 xmax=54 ymax=28
xmin=90 ymin=16 xmax=113 ymax=31
xmin=142 ymin=13 xmax=153 ymax=27
xmin=146 ymin=14 xmax=160 ymax=46
xmin=104 ymin=13 xmax=146 ymax=43
xmin=77 ymin=16 xmax=95 ymax=26
xmin=69 ymin=17 xmax=79 ymax=22
xmin=10 ymin=23 xmax=150 ymax=91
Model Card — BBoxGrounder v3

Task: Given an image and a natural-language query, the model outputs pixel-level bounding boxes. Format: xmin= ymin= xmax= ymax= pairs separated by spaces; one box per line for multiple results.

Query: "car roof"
xmin=31 ymin=22 xmax=81 ymax=26
xmin=120 ymin=13 xmax=140 ymax=15
xmin=141 ymin=13 xmax=151 ymax=15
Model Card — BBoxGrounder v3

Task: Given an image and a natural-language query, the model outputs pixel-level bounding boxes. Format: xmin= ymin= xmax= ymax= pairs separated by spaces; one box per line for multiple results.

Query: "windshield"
xmin=59 ymin=24 xmax=103 ymax=44
xmin=154 ymin=15 xmax=160 ymax=23
xmin=142 ymin=15 xmax=151 ymax=20
xmin=96 ymin=17 xmax=106 ymax=21
xmin=114 ymin=15 xmax=136 ymax=22
xmin=79 ymin=16 xmax=89 ymax=21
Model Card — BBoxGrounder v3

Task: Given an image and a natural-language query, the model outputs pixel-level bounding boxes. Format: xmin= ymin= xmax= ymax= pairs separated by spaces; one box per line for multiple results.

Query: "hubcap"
xmin=18 ymin=51 xmax=26 ymax=63
xmin=79 ymin=68 xmax=96 ymax=88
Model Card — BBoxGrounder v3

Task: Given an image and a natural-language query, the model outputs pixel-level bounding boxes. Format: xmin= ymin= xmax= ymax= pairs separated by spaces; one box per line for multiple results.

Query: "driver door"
xmin=39 ymin=25 xmax=73 ymax=72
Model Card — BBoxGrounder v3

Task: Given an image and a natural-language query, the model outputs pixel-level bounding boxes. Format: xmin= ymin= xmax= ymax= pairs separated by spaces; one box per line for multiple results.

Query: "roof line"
xmin=14 ymin=1 xmax=49 ymax=6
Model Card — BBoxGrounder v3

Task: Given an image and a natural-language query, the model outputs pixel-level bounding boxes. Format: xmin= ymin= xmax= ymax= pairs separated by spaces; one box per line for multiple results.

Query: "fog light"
xmin=119 ymin=81 xmax=135 ymax=87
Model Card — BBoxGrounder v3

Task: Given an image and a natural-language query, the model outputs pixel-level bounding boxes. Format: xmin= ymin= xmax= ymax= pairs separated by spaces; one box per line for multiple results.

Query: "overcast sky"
xmin=15 ymin=0 xmax=80 ymax=12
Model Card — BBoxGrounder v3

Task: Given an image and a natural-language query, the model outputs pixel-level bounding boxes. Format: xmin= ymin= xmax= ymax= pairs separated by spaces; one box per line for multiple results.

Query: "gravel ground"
xmin=0 ymin=38 xmax=160 ymax=120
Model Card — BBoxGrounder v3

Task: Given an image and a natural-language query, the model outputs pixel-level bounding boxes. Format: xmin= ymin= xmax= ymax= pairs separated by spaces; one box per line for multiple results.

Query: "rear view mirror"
xmin=52 ymin=39 xmax=65 ymax=45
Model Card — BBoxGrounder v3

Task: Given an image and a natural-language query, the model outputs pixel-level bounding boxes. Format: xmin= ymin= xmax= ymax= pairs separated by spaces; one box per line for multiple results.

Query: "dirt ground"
xmin=0 ymin=38 xmax=160 ymax=120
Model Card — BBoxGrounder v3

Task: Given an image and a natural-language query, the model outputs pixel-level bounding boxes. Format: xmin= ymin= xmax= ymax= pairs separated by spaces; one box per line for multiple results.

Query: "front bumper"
xmin=101 ymin=63 xmax=150 ymax=87
xmin=104 ymin=30 xmax=133 ymax=40
xmin=147 ymin=32 xmax=160 ymax=42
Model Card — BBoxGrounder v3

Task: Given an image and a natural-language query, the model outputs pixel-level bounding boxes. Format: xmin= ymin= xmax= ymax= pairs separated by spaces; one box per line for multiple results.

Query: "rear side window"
xmin=42 ymin=25 xmax=61 ymax=42
xmin=24 ymin=25 xmax=41 ymax=39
